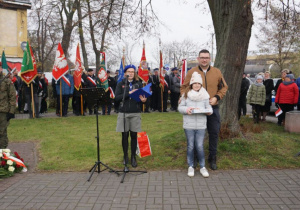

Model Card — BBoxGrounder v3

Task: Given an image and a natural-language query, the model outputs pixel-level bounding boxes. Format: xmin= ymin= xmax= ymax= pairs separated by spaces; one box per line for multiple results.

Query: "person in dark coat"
xmin=102 ymin=70 xmax=116 ymax=115
xmin=171 ymin=67 xmax=181 ymax=111
xmin=24 ymin=76 xmax=40 ymax=118
xmin=82 ymin=68 xmax=97 ymax=115
xmin=162 ymin=68 xmax=170 ymax=112
xmin=274 ymin=69 xmax=289 ymax=94
xmin=238 ymin=73 xmax=250 ymax=119
xmin=151 ymin=68 xmax=161 ymax=111
xmin=261 ymin=71 xmax=274 ymax=121
xmin=115 ymin=64 xmax=147 ymax=168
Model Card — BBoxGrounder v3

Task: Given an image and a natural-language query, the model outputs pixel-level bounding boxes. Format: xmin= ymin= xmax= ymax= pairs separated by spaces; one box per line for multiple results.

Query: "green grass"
xmin=8 ymin=113 xmax=300 ymax=172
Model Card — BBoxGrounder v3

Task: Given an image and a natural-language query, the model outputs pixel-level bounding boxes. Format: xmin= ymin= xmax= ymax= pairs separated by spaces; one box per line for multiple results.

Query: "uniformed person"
xmin=82 ymin=68 xmax=97 ymax=115
xmin=0 ymin=62 xmax=16 ymax=148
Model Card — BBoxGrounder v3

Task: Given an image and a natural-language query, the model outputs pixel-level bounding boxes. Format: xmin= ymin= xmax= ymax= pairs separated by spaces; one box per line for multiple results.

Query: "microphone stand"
xmin=115 ymin=76 xmax=147 ymax=183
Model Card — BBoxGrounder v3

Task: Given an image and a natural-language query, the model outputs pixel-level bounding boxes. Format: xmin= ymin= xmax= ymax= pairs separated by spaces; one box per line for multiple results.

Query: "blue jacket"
xmin=55 ymin=74 xmax=74 ymax=95
xmin=296 ymin=77 xmax=300 ymax=104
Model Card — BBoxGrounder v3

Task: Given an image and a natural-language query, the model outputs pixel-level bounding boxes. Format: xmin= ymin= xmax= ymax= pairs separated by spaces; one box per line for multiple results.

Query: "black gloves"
xmin=275 ymin=103 xmax=279 ymax=108
xmin=7 ymin=113 xmax=15 ymax=121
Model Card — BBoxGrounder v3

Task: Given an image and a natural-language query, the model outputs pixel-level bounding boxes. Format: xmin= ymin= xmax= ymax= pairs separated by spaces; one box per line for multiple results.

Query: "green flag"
xmin=96 ymin=52 xmax=109 ymax=91
xmin=1 ymin=50 xmax=9 ymax=75
xmin=20 ymin=41 xmax=37 ymax=85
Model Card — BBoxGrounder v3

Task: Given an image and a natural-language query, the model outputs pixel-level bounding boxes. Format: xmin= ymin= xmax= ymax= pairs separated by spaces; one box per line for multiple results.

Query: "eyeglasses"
xmin=199 ymin=57 xmax=210 ymax=60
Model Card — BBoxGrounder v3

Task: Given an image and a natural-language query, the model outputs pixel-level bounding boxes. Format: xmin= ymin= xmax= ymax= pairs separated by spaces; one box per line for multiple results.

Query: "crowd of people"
xmin=1 ymin=51 xmax=300 ymax=178
xmin=239 ymin=69 xmax=300 ymax=126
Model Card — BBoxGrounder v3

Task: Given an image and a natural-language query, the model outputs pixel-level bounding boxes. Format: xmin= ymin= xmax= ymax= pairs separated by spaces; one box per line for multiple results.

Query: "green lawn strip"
xmin=8 ymin=113 xmax=300 ymax=172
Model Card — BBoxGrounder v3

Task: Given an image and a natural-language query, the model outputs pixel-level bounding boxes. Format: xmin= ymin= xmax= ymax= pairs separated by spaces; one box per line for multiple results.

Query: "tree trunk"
xmin=77 ymin=0 xmax=89 ymax=70
xmin=61 ymin=0 xmax=78 ymax=57
xmin=207 ymin=0 xmax=253 ymax=135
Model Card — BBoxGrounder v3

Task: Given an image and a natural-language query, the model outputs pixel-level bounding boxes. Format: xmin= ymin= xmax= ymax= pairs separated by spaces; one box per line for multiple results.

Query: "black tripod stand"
xmin=114 ymin=78 xmax=147 ymax=183
xmin=81 ymin=87 xmax=120 ymax=181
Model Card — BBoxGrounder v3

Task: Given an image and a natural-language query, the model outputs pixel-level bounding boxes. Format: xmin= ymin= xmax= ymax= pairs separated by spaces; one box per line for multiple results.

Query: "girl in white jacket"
xmin=178 ymin=72 xmax=213 ymax=177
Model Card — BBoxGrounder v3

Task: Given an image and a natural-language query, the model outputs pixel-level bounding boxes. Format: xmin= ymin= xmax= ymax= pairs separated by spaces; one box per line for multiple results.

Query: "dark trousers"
xmin=17 ymin=91 xmax=23 ymax=113
xmin=163 ymin=91 xmax=168 ymax=111
xmin=73 ymin=96 xmax=82 ymax=115
xmin=297 ymin=104 xmax=300 ymax=111
xmin=251 ymin=104 xmax=262 ymax=123
xmin=278 ymin=104 xmax=294 ymax=125
xmin=170 ymin=91 xmax=175 ymax=109
xmin=207 ymin=107 xmax=220 ymax=157
xmin=238 ymin=96 xmax=247 ymax=119
xmin=152 ymin=89 xmax=161 ymax=111
xmin=40 ymin=97 xmax=47 ymax=113
xmin=25 ymin=93 xmax=39 ymax=118
xmin=114 ymin=100 xmax=120 ymax=112
xmin=173 ymin=92 xmax=180 ymax=110
xmin=102 ymin=105 xmax=112 ymax=115
xmin=57 ymin=95 xmax=70 ymax=116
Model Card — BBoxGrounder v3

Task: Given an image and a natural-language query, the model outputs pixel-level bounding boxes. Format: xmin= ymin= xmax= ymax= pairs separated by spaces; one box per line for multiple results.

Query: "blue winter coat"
xmin=55 ymin=74 xmax=74 ymax=95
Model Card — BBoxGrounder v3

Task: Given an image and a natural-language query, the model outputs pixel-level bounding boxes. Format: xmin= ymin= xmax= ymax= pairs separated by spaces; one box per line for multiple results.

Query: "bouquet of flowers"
xmin=0 ymin=149 xmax=27 ymax=178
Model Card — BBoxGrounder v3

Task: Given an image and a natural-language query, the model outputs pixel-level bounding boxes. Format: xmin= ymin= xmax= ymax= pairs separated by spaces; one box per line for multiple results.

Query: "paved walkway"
xmin=2 ymin=109 xmax=299 ymax=209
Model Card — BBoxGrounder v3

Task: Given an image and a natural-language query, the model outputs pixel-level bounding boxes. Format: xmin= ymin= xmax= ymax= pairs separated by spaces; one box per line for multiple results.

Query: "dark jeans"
xmin=102 ymin=105 xmax=112 ymax=115
xmin=40 ymin=97 xmax=47 ymax=113
xmin=57 ymin=95 xmax=70 ymax=116
xmin=163 ymin=91 xmax=168 ymax=111
xmin=173 ymin=92 xmax=180 ymax=110
xmin=73 ymin=96 xmax=82 ymax=115
xmin=207 ymin=107 xmax=220 ymax=157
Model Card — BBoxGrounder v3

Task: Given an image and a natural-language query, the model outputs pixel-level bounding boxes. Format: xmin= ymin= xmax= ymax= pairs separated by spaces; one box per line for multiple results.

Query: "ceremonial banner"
xmin=96 ymin=52 xmax=109 ymax=91
xmin=138 ymin=42 xmax=149 ymax=83
xmin=136 ymin=132 xmax=152 ymax=158
xmin=1 ymin=50 xmax=9 ymax=75
xmin=20 ymin=42 xmax=37 ymax=85
xmin=73 ymin=43 xmax=83 ymax=90
xmin=52 ymin=43 xmax=69 ymax=81
xmin=181 ymin=59 xmax=187 ymax=85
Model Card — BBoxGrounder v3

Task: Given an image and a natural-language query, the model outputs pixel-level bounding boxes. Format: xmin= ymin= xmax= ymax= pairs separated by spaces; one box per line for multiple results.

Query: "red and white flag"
xmin=275 ymin=107 xmax=283 ymax=117
xmin=52 ymin=43 xmax=69 ymax=81
xmin=73 ymin=43 xmax=83 ymax=90
xmin=181 ymin=59 xmax=187 ymax=85
xmin=108 ymin=87 xmax=115 ymax=99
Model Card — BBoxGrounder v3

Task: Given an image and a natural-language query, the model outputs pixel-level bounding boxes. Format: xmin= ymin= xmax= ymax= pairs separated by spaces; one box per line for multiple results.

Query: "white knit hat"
xmin=190 ymin=72 xmax=203 ymax=85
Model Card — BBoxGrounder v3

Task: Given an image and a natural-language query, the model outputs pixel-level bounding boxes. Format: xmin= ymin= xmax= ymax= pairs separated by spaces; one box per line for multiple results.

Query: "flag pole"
xmin=30 ymin=83 xmax=35 ymax=118
xmin=159 ymin=39 xmax=163 ymax=112
xmin=81 ymin=95 xmax=83 ymax=115
xmin=60 ymin=80 xmax=62 ymax=117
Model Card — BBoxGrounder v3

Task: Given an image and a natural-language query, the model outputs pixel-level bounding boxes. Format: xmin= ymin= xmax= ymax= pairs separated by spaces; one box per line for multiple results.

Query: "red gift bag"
xmin=136 ymin=132 xmax=152 ymax=158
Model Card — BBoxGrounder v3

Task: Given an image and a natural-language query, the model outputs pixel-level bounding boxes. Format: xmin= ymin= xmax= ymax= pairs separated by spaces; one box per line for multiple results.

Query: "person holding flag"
xmin=55 ymin=71 xmax=74 ymax=117
xmin=115 ymin=64 xmax=147 ymax=168
xmin=162 ymin=67 xmax=170 ymax=112
xmin=0 ymin=61 xmax=16 ymax=148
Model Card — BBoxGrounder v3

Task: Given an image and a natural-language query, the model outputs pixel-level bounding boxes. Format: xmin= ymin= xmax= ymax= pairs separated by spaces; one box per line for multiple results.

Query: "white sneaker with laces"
xmin=200 ymin=167 xmax=209 ymax=178
xmin=187 ymin=166 xmax=194 ymax=177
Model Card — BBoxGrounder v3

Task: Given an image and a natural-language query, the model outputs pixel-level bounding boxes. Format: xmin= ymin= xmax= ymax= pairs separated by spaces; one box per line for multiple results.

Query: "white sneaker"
xmin=200 ymin=167 xmax=209 ymax=178
xmin=187 ymin=166 xmax=194 ymax=177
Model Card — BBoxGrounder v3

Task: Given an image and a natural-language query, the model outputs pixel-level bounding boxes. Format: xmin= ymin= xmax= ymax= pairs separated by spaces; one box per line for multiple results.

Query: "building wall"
xmin=0 ymin=8 xmax=27 ymax=58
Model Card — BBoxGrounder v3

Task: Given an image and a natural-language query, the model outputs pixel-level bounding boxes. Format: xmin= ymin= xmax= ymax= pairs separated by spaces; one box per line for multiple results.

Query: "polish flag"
xmin=62 ymin=75 xmax=71 ymax=87
xmin=275 ymin=107 xmax=283 ymax=117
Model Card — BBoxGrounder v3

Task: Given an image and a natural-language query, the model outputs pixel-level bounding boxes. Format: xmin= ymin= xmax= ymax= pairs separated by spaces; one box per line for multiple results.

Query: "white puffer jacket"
xmin=178 ymin=89 xmax=213 ymax=129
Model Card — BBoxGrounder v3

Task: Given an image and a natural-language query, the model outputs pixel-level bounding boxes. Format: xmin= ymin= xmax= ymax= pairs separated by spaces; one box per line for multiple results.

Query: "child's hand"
xmin=187 ymin=107 xmax=193 ymax=115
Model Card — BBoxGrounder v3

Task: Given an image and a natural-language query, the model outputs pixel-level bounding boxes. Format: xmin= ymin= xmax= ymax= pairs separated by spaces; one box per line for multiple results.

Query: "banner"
xmin=117 ymin=58 xmax=124 ymax=83
xmin=138 ymin=42 xmax=149 ymax=83
xmin=96 ymin=52 xmax=109 ymax=91
xmin=136 ymin=132 xmax=152 ymax=158
xmin=73 ymin=43 xmax=83 ymax=90
xmin=1 ymin=50 xmax=9 ymax=75
xmin=159 ymin=50 xmax=164 ymax=90
xmin=52 ymin=43 xmax=69 ymax=81
xmin=20 ymin=42 xmax=37 ymax=85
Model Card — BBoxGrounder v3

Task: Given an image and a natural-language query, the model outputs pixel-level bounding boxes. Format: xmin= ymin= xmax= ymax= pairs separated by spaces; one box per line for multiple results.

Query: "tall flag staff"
xmin=138 ymin=41 xmax=149 ymax=112
xmin=181 ymin=59 xmax=187 ymax=85
xmin=52 ymin=43 xmax=69 ymax=117
xmin=159 ymin=39 xmax=164 ymax=112
xmin=20 ymin=41 xmax=38 ymax=118
xmin=73 ymin=43 xmax=84 ymax=115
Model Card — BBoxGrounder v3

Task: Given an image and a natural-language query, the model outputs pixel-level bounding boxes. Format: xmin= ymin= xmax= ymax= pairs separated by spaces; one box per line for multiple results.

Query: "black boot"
xmin=131 ymin=155 xmax=137 ymax=168
xmin=209 ymin=156 xmax=217 ymax=170
xmin=123 ymin=155 xmax=129 ymax=165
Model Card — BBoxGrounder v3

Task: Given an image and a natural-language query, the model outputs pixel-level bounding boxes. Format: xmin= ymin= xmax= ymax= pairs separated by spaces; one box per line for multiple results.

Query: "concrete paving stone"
xmin=154 ymin=197 xmax=163 ymax=204
xmin=129 ymin=198 xmax=147 ymax=205
xmin=0 ymin=203 xmax=10 ymax=210
xmin=145 ymin=204 xmax=163 ymax=209
xmin=288 ymin=205 xmax=300 ymax=209
xmin=196 ymin=197 xmax=214 ymax=205
xmin=246 ymin=197 xmax=259 ymax=205
xmin=280 ymin=197 xmax=294 ymax=205
xmin=269 ymin=204 xmax=289 ymax=210
xmin=206 ymin=204 xmax=217 ymax=210
xmin=230 ymin=198 xmax=250 ymax=205
xmin=179 ymin=204 xmax=198 ymax=209
xmin=290 ymin=191 xmax=300 ymax=198
xmin=242 ymin=191 xmax=262 ymax=198
xmin=163 ymin=197 xmax=180 ymax=205
xmin=221 ymin=197 xmax=232 ymax=204
xmin=275 ymin=190 xmax=296 ymax=198
xmin=212 ymin=197 xmax=223 ymax=205
xmin=242 ymin=204 xmax=255 ymax=210
xmin=202 ymin=191 xmax=212 ymax=198
xmin=216 ymin=204 xmax=236 ymax=209
xmin=287 ymin=197 xmax=300 ymax=205
xmin=264 ymin=197 xmax=285 ymax=205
